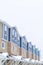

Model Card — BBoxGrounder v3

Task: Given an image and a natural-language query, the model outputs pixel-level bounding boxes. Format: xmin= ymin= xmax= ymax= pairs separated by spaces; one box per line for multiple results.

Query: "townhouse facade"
xmin=0 ymin=21 xmax=40 ymax=61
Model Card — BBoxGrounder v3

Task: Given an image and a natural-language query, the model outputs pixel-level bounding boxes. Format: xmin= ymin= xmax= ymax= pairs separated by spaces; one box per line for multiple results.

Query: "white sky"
xmin=0 ymin=0 xmax=43 ymax=60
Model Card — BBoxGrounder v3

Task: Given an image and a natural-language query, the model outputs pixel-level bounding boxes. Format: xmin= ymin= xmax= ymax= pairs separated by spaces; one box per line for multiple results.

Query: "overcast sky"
xmin=0 ymin=0 xmax=43 ymax=60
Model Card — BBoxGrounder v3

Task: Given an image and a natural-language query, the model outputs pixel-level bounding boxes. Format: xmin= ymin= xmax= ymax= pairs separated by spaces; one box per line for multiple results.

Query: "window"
xmin=12 ymin=29 xmax=15 ymax=39
xmin=4 ymin=25 xmax=7 ymax=31
xmin=4 ymin=24 xmax=8 ymax=40
xmin=14 ymin=32 xmax=17 ymax=38
xmin=2 ymin=42 xmax=5 ymax=49
xmin=4 ymin=35 xmax=7 ymax=40
xmin=12 ymin=29 xmax=14 ymax=35
xmin=17 ymin=35 xmax=19 ymax=40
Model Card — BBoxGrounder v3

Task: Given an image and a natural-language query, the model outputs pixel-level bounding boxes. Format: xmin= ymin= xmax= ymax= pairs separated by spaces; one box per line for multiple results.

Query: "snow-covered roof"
xmin=0 ymin=53 xmax=9 ymax=58
xmin=2 ymin=53 xmax=8 ymax=57
xmin=9 ymin=55 xmax=23 ymax=61
xmin=23 ymin=58 xmax=31 ymax=62
xmin=30 ymin=59 xmax=35 ymax=63
xmin=0 ymin=53 xmax=42 ymax=65
xmin=35 ymin=60 xmax=39 ymax=63
xmin=0 ymin=20 xmax=10 ymax=28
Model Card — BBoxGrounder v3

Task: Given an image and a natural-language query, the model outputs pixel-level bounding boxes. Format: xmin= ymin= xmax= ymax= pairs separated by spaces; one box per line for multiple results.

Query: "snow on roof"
xmin=30 ymin=59 xmax=35 ymax=63
xmin=0 ymin=20 xmax=10 ymax=28
xmin=35 ymin=60 xmax=39 ymax=63
xmin=34 ymin=60 xmax=40 ymax=65
xmin=38 ymin=61 xmax=42 ymax=64
xmin=2 ymin=53 xmax=8 ymax=56
xmin=23 ymin=58 xmax=31 ymax=62
xmin=11 ymin=56 xmax=23 ymax=61
xmin=0 ymin=53 xmax=9 ymax=58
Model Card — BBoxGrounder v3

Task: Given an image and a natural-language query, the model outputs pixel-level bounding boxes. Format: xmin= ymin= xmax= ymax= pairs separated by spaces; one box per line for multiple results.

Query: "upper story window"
xmin=4 ymin=25 xmax=7 ymax=31
xmin=32 ymin=46 xmax=35 ymax=53
xmin=22 ymin=37 xmax=27 ymax=44
xmin=12 ymin=29 xmax=15 ymax=38
xmin=17 ymin=35 xmax=20 ymax=41
xmin=2 ymin=24 xmax=9 ymax=40
xmin=14 ymin=31 xmax=17 ymax=38
xmin=12 ymin=29 xmax=14 ymax=35
xmin=4 ymin=24 xmax=8 ymax=35
xmin=12 ymin=29 xmax=17 ymax=38
xmin=29 ymin=42 xmax=32 ymax=48
xmin=38 ymin=51 xmax=40 ymax=56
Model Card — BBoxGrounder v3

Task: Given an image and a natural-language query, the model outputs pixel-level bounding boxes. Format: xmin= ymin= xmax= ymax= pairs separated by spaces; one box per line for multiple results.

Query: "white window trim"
xmin=1 ymin=41 xmax=5 ymax=49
